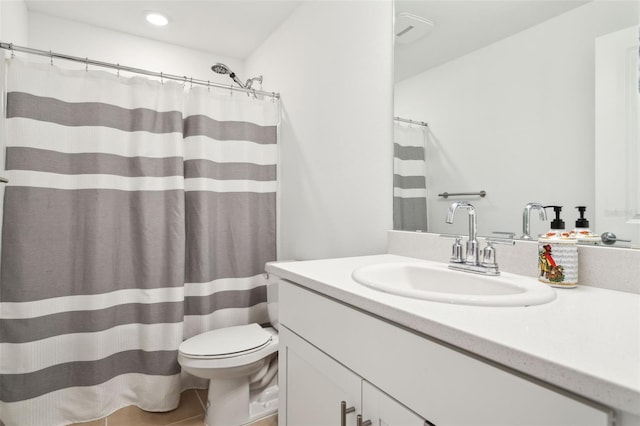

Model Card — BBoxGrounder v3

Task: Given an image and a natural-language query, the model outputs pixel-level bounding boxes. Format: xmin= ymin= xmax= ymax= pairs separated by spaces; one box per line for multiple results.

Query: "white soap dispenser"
xmin=538 ymin=206 xmax=578 ymax=288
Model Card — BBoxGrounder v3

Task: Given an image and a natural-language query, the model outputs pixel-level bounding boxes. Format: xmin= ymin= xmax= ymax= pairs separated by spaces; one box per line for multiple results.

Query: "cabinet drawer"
xmin=280 ymin=280 xmax=612 ymax=426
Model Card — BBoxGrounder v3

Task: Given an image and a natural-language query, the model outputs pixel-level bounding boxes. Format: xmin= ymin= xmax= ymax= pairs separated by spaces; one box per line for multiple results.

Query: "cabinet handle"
xmin=340 ymin=401 xmax=355 ymax=426
xmin=356 ymin=414 xmax=372 ymax=426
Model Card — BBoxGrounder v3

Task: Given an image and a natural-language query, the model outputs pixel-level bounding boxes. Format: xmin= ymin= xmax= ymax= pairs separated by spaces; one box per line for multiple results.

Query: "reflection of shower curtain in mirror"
xmin=393 ymin=122 xmax=427 ymax=231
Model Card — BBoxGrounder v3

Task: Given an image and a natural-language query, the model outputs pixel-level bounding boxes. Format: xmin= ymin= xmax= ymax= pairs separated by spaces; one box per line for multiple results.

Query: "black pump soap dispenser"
xmin=543 ymin=205 xmax=567 ymax=239
xmin=575 ymin=206 xmax=589 ymax=229
xmin=538 ymin=205 xmax=579 ymax=288
xmin=570 ymin=206 xmax=600 ymax=242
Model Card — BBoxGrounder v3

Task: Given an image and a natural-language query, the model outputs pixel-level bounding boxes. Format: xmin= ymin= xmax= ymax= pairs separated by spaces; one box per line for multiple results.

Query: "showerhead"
xmin=211 ymin=63 xmax=231 ymax=75
xmin=211 ymin=62 xmax=246 ymax=88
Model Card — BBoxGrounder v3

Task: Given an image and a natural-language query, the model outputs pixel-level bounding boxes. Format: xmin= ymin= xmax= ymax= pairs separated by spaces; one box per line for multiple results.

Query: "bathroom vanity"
xmin=266 ymin=253 xmax=640 ymax=426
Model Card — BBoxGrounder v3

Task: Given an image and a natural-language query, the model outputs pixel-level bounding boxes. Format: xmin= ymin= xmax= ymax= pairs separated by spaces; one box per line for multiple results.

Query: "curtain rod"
xmin=0 ymin=42 xmax=280 ymax=99
xmin=394 ymin=116 xmax=428 ymax=127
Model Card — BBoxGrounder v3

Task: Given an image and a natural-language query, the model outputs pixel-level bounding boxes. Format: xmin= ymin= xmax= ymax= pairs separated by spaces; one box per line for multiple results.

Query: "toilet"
xmin=178 ymin=281 xmax=279 ymax=426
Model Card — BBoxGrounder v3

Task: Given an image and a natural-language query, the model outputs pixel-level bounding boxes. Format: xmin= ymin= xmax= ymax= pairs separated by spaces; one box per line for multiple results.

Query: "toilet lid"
xmin=179 ymin=323 xmax=272 ymax=357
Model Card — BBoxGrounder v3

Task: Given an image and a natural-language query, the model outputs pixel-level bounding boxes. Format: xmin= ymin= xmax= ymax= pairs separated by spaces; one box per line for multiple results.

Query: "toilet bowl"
xmin=178 ymin=280 xmax=280 ymax=426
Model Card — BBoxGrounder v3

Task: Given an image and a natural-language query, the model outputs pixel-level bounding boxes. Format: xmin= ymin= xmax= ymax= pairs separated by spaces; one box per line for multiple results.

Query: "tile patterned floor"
xmin=69 ymin=389 xmax=277 ymax=426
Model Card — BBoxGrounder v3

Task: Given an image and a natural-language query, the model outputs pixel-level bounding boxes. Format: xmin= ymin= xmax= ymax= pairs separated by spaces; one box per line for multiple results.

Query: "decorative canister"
xmin=538 ymin=236 xmax=578 ymax=288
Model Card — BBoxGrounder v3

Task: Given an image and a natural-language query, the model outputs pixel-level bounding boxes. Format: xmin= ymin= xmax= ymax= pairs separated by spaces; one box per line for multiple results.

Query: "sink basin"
xmin=351 ymin=262 xmax=556 ymax=307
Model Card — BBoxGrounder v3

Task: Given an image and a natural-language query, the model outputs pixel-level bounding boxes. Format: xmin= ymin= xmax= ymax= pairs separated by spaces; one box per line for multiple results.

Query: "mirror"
xmin=393 ymin=0 xmax=639 ymax=248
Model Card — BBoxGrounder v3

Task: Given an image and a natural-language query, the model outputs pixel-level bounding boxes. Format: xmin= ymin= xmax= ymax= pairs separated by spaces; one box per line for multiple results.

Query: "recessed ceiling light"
xmin=146 ymin=12 xmax=169 ymax=27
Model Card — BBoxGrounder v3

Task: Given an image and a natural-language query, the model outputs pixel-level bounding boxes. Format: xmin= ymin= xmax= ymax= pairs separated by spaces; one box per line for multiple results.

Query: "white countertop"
xmin=266 ymin=254 xmax=640 ymax=416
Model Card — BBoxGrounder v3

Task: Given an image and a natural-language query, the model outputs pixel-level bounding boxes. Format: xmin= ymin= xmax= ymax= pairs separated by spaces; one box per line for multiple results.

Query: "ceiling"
xmin=25 ymin=0 xmax=589 ymax=79
xmin=24 ymin=0 xmax=303 ymax=59
xmin=395 ymin=0 xmax=590 ymax=81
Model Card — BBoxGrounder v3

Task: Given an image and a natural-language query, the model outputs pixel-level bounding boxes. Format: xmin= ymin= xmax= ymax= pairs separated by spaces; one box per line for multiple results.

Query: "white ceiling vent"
xmin=395 ymin=12 xmax=434 ymax=44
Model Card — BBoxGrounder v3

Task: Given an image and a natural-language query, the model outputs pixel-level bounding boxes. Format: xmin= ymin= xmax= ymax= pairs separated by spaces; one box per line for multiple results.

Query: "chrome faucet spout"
xmin=520 ymin=202 xmax=547 ymax=240
xmin=443 ymin=202 xmax=513 ymax=276
xmin=446 ymin=201 xmax=479 ymax=265
xmin=445 ymin=202 xmax=462 ymax=224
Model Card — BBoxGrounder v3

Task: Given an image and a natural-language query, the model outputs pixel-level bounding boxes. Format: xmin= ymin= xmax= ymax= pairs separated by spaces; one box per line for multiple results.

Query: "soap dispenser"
xmin=542 ymin=206 xmax=567 ymax=239
xmin=538 ymin=206 xmax=578 ymax=288
xmin=569 ymin=206 xmax=601 ymax=244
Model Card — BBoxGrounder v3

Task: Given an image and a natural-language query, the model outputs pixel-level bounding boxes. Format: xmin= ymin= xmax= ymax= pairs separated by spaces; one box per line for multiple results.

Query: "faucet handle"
xmin=600 ymin=232 xmax=631 ymax=245
xmin=440 ymin=234 xmax=464 ymax=263
xmin=481 ymin=241 xmax=497 ymax=268
xmin=480 ymin=237 xmax=514 ymax=270
xmin=480 ymin=237 xmax=515 ymax=270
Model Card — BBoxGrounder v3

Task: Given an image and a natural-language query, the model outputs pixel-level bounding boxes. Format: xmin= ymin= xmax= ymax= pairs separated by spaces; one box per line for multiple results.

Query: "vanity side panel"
xmin=280 ymin=280 xmax=612 ymax=426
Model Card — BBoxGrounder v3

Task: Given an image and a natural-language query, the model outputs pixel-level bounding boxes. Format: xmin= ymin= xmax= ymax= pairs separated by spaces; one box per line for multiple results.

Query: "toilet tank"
xmin=266 ymin=277 xmax=279 ymax=331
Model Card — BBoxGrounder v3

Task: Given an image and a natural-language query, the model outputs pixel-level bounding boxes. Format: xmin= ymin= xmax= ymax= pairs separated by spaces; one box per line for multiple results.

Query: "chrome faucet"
xmin=443 ymin=201 xmax=514 ymax=275
xmin=446 ymin=201 xmax=480 ymax=265
xmin=520 ymin=202 xmax=547 ymax=240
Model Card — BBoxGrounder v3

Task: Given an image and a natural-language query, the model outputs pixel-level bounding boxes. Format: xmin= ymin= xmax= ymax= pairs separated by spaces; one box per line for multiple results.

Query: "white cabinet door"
xmin=281 ymin=325 xmax=361 ymax=426
xmin=361 ymin=381 xmax=431 ymax=426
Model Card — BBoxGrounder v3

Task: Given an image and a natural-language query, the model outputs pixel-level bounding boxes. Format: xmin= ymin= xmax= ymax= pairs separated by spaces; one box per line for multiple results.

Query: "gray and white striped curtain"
xmin=0 ymin=59 xmax=278 ymax=426
xmin=182 ymin=89 xmax=278 ymax=339
xmin=393 ymin=121 xmax=428 ymax=231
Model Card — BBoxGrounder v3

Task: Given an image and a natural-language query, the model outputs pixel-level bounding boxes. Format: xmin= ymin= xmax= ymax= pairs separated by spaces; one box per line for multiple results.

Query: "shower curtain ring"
xmin=49 ymin=50 xmax=53 ymax=66
xmin=207 ymin=80 xmax=210 ymax=91
xmin=117 ymin=64 xmax=120 ymax=78
xmin=190 ymin=77 xmax=193 ymax=89
xmin=85 ymin=57 xmax=88 ymax=72
xmin=229 ymin=84 xmax=233 ymax=96
xmin=9 ymin=43 xmax=14 ymax=59
xmin=161 ymin=72 xmax=164 ymax=85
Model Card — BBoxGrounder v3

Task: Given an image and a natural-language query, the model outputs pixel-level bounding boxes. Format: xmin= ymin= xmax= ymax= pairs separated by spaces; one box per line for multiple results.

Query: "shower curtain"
xmin=0 ymin=59 xmax=278 ymax=426
xmin=183 ymin=89 xmax=278 ymax=340
xmin=393 ymin=121 xmax=428 ymax=231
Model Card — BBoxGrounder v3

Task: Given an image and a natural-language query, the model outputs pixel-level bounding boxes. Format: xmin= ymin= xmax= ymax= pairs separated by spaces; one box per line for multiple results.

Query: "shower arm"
xmin=244 ymin=76 xmax=263 ymax=90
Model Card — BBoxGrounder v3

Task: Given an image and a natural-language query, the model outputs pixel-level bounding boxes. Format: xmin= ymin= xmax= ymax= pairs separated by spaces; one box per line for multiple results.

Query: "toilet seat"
xmin=179 ymin=323 xmax=272 ymax=360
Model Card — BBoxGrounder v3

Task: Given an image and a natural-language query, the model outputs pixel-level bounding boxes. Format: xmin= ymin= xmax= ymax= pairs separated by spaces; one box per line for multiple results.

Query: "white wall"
xmin=27 ymin=12 xmax=243 ymax=84
xmin=395 ymin=1 xmax=638 ymax=238
xmin=246 ymin=1 xmax=394 ymax=261
xmin=3 ymin=2 xmax=395 ymax=262
xmin=1 ymin=0 xmax=29 ymax=46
